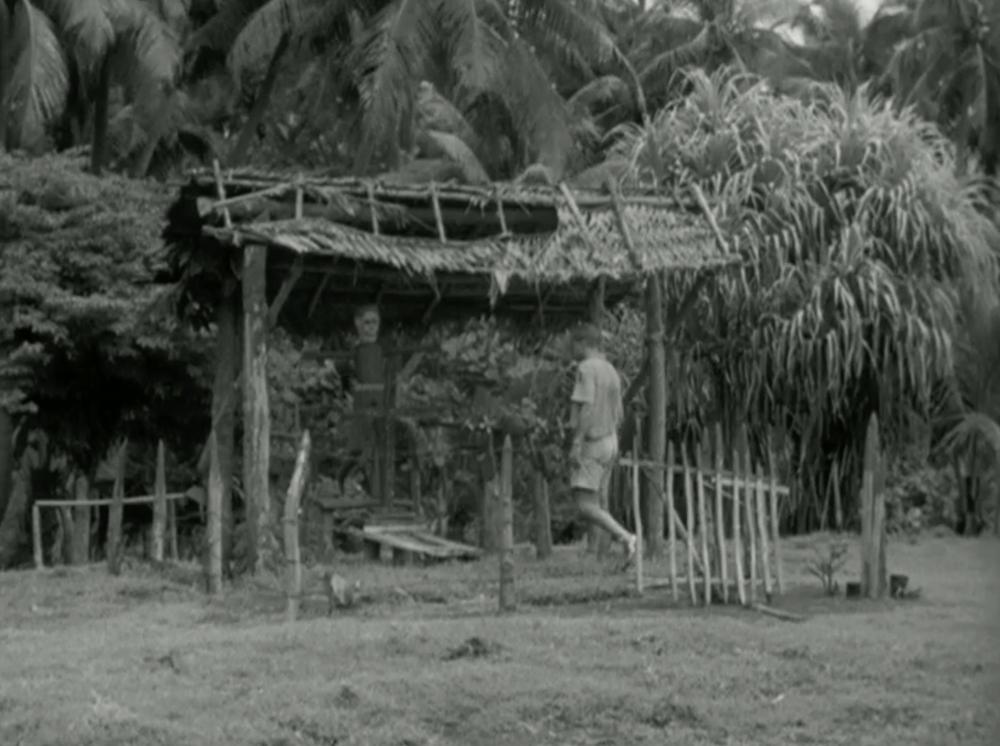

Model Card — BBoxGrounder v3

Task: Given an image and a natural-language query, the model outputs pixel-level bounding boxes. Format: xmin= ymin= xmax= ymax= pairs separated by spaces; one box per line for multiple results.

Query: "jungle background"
xmin=1 ymin=0 xmax=999 ymax=571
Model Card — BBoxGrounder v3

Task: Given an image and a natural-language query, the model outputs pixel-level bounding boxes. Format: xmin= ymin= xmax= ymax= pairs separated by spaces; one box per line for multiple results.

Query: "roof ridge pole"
xmin=430 ymin=181 xmax=447 ymax=242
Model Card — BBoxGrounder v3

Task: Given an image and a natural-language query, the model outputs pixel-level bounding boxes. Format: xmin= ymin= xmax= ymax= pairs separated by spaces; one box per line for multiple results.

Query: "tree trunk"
xmin=242 ymin=245 xmax=271 ymax=574
xmin=90 ymin=55 xmax=112 ymax=174
xmin=212 ymin=285 xmax=238 ymax=573
xmin=0 ymin=452 xmax=32 ymax=568
xmin=0 ymin=408 xmax=14 ymax=524
xmin=643 ymin=274 xmax=667 ymax=557
xmin=228 ymin=35 xmax=289 ymax=166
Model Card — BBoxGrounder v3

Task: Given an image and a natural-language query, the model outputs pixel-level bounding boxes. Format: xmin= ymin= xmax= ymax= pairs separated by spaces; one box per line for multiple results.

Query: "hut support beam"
xmin=212 ymin=282 xmax=239 ymax=573
xmin=242 ymin=244 xmax=271 ymax=575
xmin=644 ymin=273 xmax=667 ymax=558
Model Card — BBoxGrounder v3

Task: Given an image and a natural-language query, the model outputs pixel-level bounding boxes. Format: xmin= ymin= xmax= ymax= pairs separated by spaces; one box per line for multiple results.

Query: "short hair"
xmin=571 ymin=322 xmax=602 ymax=348
xmin=353 ymin=304 xmax=380 ymax=320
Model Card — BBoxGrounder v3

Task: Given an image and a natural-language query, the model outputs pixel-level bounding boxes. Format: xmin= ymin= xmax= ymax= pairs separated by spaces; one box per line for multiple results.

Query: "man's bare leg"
xmin=575 ymin=488 xmax=636 ymax=564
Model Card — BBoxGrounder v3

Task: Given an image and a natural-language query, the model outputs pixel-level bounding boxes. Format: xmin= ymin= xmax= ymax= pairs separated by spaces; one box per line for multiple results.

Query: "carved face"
xmin=354 ymin=308 xmax=380 ymax=344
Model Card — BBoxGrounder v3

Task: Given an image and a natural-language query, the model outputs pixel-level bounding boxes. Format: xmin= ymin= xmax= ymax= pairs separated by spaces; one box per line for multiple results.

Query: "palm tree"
xmin=185 ymin=0 xmax=620 ymax=179
xmin=0 ymin=0 xmax=187 ymax=174
xmin=605 ymin=66 xmax=1000 ymax=531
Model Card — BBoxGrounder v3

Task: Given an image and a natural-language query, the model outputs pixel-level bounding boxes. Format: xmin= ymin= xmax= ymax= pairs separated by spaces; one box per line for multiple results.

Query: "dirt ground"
xmin=1 ymin=532 xmax=998 ymax=746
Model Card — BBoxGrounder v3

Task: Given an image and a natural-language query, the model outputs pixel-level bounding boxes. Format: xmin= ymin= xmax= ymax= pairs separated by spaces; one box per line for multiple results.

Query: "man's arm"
xmin=569 ymin=364 xmax=595 ymax=458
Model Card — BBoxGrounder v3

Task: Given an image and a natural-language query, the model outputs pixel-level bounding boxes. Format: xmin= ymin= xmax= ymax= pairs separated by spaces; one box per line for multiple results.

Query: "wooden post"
xmin=167 ymin=499 xmax=179 ymax=561
xmin=152 ymin=441 xmax=167 ymax=563
xmin=644 ymin=274 xmax=667 ymax=558
xmin=533 ymin=469 xmax=552 ymax=560
xmin=213 ymin=286 xmax=239 ymax=574
xmin=743 ymin=439 xmax=757 ymax=606
xmin=284 ymin=431 xmax=312 ymax=621
xmin=106 ymin=439 xmax=127 ymax=575
xmin=860 ymin=414 xmax=888 ymax=599
xmin=713 ymin=424 xmax=728 ymax=603
xmin=32 ymin=502 xmax=42 ymax=569
xmin=71 ymin=473 xmax=91 ymax=565
xmin=831 ymin=457 xmax=843 ymax=531
xmin=695 ymin=440 xmax=712 ymax=606
xmin=206 ymin=431 xmax=224 ymax=594
xmin=409 ymin=455 xmax=422 ymax=517
xmin=631 ymin=428 xmax=644 ymax=595
xmin=731 ymin=437 xmax=747 ymax=606
xmin=755 ymin=467 xmax=773 ymax=600
xmin=498 ymin=435 xmax=516 ymax=612
xmin=766 ymin=431 xmax=784 ymax=594
xmin=665 ymin=440 xmax=678 ymax=603
xmin=681 ymin=443 xmax=696 ymax=605
xmin=242 ymin=243 xmax=271 ymax=574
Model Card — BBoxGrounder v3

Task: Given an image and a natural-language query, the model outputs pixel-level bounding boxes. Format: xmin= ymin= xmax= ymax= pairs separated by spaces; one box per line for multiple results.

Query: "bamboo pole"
xmin=533 ymin=469 xmax=553 ymax=560
xmin=713 ymin=424 xmax=728 ymax=603
xmin=631 ymin=428 xmax=644 ymax=595
xmin=743 ymin=440 xmax=758 ymax=606
xmin=755 ymin=468 xmax=773 ymax=601
xmin=681 ymin=444 xmax=696 ymax=605
xmin=695 ymin=440 xmax=712 ymax=606
xmin=766 ymin=431 xmax=784 ymax=594
xmin=167 ymin=499 xmax=178 ymax=560
xmin=284 ymin=431 xmax=312 ymax=621
xmin=32 ymin=502 xmax=42 ymax=569
xmin=665 ymin=440 xmax=678 ymax=603
xmin=206 ymin=431 xmax=224 ymax=594
xmin=498 ymin=435 xmax=516 ymax=612
xmin=152 ymin=440 xmax=167 ymax=563
xmin=106 ymin=439 xmax=127 ymax=575
xmin=731 ymin=437 xmax=747 ymax=606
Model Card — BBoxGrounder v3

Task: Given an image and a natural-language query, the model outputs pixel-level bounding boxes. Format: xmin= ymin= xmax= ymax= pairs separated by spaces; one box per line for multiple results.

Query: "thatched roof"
xmin=169 ymin=166 xmax=737 ymax=325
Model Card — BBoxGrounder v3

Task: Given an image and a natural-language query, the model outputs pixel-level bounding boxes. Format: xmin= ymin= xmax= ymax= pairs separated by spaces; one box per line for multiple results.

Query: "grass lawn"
xmin=1 ymin=532 xmax=998 ymax=746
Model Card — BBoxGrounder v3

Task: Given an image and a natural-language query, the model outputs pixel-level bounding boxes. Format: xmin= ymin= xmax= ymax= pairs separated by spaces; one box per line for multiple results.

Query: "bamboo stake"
xmin=714 ymin=424 xmax=728 ymax=603
xmin=284 ymin=431 xmax=312 ymax=621
xmin=152 ymin=440 xmax=167 ymax=563
xmin=212 ymin=159 xmax=233 ymax=229
xmin=755 ymin=468 xmax=773 ymax=601
xmin=766 ymin=430 xmax=784 ymax=594
xmin=32 ymin=502 xmax=43 ymax=569
xmin=731 ymin=438 xmax=747 ymax=606
xmin=681 ymin=444 xmax=696 ymax=605
xmin=631 ymin=429 xmax=644 ymax=595
xmin=665 ymin=440 xmax=678 ymax=603
xmin=743 ymin=440 xmax=757 ymax=606
xmin=695 ymin=441 xmax=712 ymax=606
xmin=106 ymin=439 xmax=127 ymax=575
xmin=206 ymin=431 xmax=223 ymax=594
xmin=430 ymin=182 xmax=447 ymax=242
xmin=498 ymin=435 xmax=516 ymax=612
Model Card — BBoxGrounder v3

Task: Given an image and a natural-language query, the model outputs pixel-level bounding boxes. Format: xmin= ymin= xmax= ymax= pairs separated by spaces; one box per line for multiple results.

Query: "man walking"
xmin=567 ymin=323 xmax=637 ymax=567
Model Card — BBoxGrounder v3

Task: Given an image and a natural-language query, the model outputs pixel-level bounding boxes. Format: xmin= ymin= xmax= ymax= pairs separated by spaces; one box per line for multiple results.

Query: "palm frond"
xmin=185 ymin=0 xmax=270 ymax=52
xmin=228 ymin=0 xmax=304 ymax=79
xmin=106 ymin=0 xmax=182 ymax=121
xmin=439 ymin=0 xmax=507 ymax=93
xmin=418 ymin=129 xmax=490 ymax=183
xmin=32 ymin=0 xmax=114 ymax=76
xmin=353 ymin=0 xmax=439 ymax=172
xmin=3 ymin=0 xmax=70 ymax=150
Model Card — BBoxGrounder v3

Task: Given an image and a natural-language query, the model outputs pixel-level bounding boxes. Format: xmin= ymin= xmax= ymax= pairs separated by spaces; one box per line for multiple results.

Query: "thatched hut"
xmin=165 ymin=166 xmax=738 ymax=569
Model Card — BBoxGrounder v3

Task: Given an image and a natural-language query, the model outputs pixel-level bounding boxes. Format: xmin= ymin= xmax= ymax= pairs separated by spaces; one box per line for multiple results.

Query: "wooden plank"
xmin=36 ymin=493 xmax=188 ymax=509
xmin=755 ymin=470 xmax=774 ymax=600
xmin=766 ymin=430 xmax=784 ymax=594
xmin=665 ymin=440 xmax=677 ymax=603
xmin=681 ymin=444 xmax=696 ymax=605
xmin=714 ymin=424 xmax=728 ymax=604
xmin=617 ymin=458 xmax=791 ymax=496
xmin=695 ymin=440 xmax=712 ymax=606
xmin=356 ymin=527 xmax=478 ymax=559
xmin=731 ymin=435 xmax=746 ymax=606
xmin=632 ymin=429 xmax=644 ymax=595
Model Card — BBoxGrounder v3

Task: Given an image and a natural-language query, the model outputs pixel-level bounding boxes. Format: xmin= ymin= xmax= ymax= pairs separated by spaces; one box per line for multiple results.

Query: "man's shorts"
xmin=570 ymin=434 xmax=618 ymax=494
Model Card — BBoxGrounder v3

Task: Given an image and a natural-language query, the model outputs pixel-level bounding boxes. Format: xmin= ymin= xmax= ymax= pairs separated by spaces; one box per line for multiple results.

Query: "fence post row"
xmin=617 ymin=424 xmax=786 ymax=607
